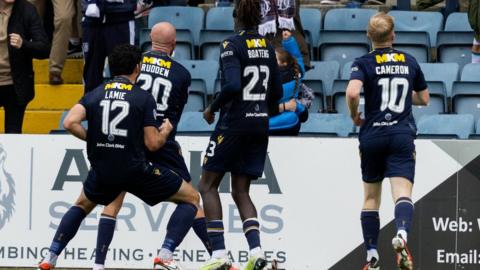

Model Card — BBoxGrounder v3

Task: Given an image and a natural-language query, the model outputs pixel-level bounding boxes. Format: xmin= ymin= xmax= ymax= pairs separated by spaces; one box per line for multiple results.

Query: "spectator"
xmin=0 ymin=0 xmax=49 ymax=133
xmin=82 ymin=0 xmax=150 ymax=93
xmin=241 ymin=0 xmax=311 ymax=68
xmin=28 ymin=0 xmax=75 ymax=85
xmin=269 ymin=30 xmax=308 ymax=135
xmin=469 ymin=0 xmax=480 ymax=63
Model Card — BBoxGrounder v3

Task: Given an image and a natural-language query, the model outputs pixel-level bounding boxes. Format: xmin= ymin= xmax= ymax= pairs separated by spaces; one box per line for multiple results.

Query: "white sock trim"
xmin=366 ymin=249 xmax=379 ymax=262
xmin=93 ymin=263 xmax=105 ymax=270
xmin=211 ymin=249 xmax=227 ymax=259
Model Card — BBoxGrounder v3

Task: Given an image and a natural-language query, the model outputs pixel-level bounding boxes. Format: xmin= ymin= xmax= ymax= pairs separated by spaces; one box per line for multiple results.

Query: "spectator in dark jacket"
xmin=82 ymin=0 xmax=147 ymax=93
xmin=0 ymin=0 xmax=49 ymax=133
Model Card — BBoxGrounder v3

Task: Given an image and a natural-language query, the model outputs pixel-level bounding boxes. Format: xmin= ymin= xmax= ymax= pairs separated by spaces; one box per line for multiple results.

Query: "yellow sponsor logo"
xmin=246 ymin=38 xmax=267 ymax=49
xmin=217 ymin=135 xmax=224 ymax=145
xmin=223 ymin=41 xmax=229 ymax=49
xmin=104 ymin=82 xmax=133 ymax=90
xmin=375 ymin=53 xmax=406 ymax=64
xmin=142 ymin=56 xmax=172 ymax=69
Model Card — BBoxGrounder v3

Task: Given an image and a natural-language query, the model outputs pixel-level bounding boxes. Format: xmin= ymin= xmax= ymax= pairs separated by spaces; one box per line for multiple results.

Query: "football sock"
xmin=93 ymin=263 xmax=104 ymax=270
xmin=161 ymin=203 xmax=197 ymax=253
xmin=243 ymin=218 xmax=261 ymax=252
xmin=361 ymin=210 xmax=380 ymax=261
xmin=42 ymin=252 xmax=58 ymax=266
xmin=158 ymin=248 xmax=173 ymax=261
xmin=49 ymin=206 xmax=86 ymax=256
xmin=95 ymin=215 xmax=116 ymax=265
xmin=192 ymin=217 xmax=212 ymax=255
xmin=395 ymin=197 xmax=414 ymax=242
xmin=207 ymin=220 xmax=226 ymax=258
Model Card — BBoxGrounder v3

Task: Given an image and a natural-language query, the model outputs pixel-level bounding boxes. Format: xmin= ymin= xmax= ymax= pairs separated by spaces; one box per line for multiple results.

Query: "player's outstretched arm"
xmin=412 ymin=89 xmax=430 ymax=106
xmin=63 ymin=104 xmax=87 ymax=141
xmin=144 ymin=119 xmax=173 ymax=152
xmin=346 ymin=79 xmax=364 ymax=126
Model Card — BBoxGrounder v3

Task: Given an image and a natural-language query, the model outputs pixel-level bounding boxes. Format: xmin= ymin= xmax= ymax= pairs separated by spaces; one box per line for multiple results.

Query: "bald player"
xmin=346 ymin=13 xmax=429 ymax=270
xmin=90 ymin=23 xmax=211 ymax=270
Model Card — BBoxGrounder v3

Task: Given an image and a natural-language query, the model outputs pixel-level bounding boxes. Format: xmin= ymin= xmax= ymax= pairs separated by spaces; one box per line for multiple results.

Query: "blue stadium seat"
xmin=444 ymin=12 xmax=470 ymax=31
xmin=388 ymin=11 xmax=443 ymax=46
xmin=412 ymin=81 xmax=447 ymax=122
xmin=206 ymin=7 xmax=234 ymax=31
xmin=331 ymin=79 xmax=364 ymax=115
xmin=341 ymin=61 xmax=353 ymax=80
xmin=323 ymin=8 xmax=376 ymax=31
xmin=318 ymin=31 xmax=370 ymax=70
xmin=303 ymin=61 xmax=340 ymax=97
xmin=299 ymin=113 xmax=354 ymax=137
xmin=300 ymin=8 xmax=322 ymax=55
xmin=419 ymin=63 xmax=459 ymax=96
xmin=437 ymin=31 xmax=474 ymax=70
xmin=417 ymin=114 xmax=474 ymax=139
xmin=394 ymin=31 xmax=430 ymax=62
xmin=461 ymin=63 xmax=480 ymax=81
xmin=199 ymin=30 xmax=234 ymax=60
xmin=184 ymin=91 xmax=206 ymax=112
xmin=302 ymin=79 xmax=325 ymax=113
xmin=177 ymin=112 xmax=216 ymax=133
xmin=179 ymin=60 xmax=219 ymax=96
xmin=148 ymin=7 xmax=204 ymax=46
xmin=475 ymin=119 xmax=480 ymax=134
xmin=452 ymin=82 xmax=480 ymax=121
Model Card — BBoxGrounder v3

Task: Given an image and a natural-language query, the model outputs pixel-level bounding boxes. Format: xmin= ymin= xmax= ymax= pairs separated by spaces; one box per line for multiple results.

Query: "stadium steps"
xmin=33 ymin=59 xmax=84 ymax=84
xmin=28 ymin=84 xmax=83 ymax=110
xmin=0 ymin=109 xmax=64 ymax=134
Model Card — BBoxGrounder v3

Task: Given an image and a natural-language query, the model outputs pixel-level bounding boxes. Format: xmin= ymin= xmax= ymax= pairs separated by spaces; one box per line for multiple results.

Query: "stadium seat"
xmin=417 ymin=114 xmax=474 ymax=139
xmin=452 ymin=82 xmax=480 ymax=121
xmin=185 ymin=92 xmax=206 ymax=112
xmin=199 ymin=30 xmax=234 ymax=60
xmin=299 ymin=113 xmax=354 ymax=137
xmin=394 ymin=31 xmax=430 ymax=62
xmin=177 ymin=112 xmax=217 ymax=133
xmin=303 ymin=61 xmax=340 ymax=97
xmin=300 ymin=8 xmax=322 ymax=56
xmin=318 ymin=31 xmax=370 ymax=70
xmin=461 ymin=63 xmax=480 ymax=81
xmin=206 ymin=7 xmax=234 ymax=31
xmin=412 ymin=81 xmax=447 ymax=121
xmin=331 ymin=80 xmax=364 ymax=115
xmin=323 ymin=8 xmax=376 ymax=31
xmin=444 ymin=12 xmax=470 ymax=31
xmin=437 ymin=31 xmax=474 ymax=70
xmin=179 ymin=60 xmax=219 ymax=96
xmin=475 ymin=119 xmax=480 ymax=134
xmin=302 ymin=79 xmax=325 ymax=113
xmin=388 ymin=11 xmax=443 ymax=46
xmin=341 ymin=61 xmax=353 ymax=80
xmin=419 ymin=63 xmax=459 ymax=96
xmin=148 ymin=7 xmax=204 ymax=46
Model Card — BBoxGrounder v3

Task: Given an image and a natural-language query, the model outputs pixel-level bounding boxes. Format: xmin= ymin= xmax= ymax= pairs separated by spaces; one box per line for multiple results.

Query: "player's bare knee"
xmin=75 ymin=197 xmax=96 ymax=213
xmin=102 ymin=204 xmax=122 ymax=217
xmin=231 ymin=188 xmax=249 ymax=203
xmin=363 ymin=196 xmax=381 ymax=209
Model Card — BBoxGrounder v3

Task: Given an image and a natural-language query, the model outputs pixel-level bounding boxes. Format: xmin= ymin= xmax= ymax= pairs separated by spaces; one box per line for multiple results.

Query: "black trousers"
xmin=82 ymin=20 xmax=134 ymax=93
xmin=0 ymin=85 xmax=27 ymax=134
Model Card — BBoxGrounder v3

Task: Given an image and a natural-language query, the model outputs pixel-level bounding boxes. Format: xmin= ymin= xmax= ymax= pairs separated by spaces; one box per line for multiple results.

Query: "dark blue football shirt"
xmin=80 ymin=76 xmax=158 ymax=179
xmin=211 ymin=30 xmax=283 ymax=135
xmin=350 ymin=48 xmax=427 ymax=139
xmin=137 ymin=51 xmax=191 ymax=140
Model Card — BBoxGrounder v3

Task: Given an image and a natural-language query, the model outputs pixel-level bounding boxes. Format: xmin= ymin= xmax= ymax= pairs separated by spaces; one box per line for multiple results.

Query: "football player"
xmin=199 ymin=0 xmax=283 ymax=269
xmin=346 ymin=13 xmax=430 ymax=270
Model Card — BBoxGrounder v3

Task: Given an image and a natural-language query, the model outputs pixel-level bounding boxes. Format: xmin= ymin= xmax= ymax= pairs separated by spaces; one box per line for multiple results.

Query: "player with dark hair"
xmin=199 ymin=0 xmax=283 ymax=269
xmin=346 ymin=13 xmax=430 ymax=270
xmin=91 ymin=23 xmax=212 ymax=270
xmin=37 ymin=44 xmax=201 ymax=270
